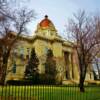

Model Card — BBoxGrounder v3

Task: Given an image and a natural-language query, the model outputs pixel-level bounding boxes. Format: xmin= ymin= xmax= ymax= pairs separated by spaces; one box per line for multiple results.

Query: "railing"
xmin=0 ymin=85 xmax=100 ymax=100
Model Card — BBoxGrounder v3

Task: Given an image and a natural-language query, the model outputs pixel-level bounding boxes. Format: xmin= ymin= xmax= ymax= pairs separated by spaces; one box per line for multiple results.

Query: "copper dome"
xmin=40 ymin=15 xmax=51 ymax=28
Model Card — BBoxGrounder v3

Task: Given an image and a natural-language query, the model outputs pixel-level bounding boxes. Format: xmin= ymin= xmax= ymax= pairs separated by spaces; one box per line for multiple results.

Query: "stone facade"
xmin=6 ymin=15 xmax=94 ymax=83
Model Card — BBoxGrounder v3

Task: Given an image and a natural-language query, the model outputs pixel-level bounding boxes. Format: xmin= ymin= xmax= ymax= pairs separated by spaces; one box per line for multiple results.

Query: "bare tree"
xmin=0 ymin=0 xmax=35 ymax=85
xmin=67 ymin=10 xmax=100 ymax=92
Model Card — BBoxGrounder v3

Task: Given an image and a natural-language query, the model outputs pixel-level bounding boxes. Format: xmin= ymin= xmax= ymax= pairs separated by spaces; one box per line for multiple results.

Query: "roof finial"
xmin=45 ymin=15 xmax=48 ymax=19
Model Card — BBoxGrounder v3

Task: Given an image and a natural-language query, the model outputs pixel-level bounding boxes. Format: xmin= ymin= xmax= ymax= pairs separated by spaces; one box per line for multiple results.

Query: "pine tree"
xmin=25 ymin=48 xmax=39 ymax=81
xmin=45 ymin=49 xmax=57 ymax=84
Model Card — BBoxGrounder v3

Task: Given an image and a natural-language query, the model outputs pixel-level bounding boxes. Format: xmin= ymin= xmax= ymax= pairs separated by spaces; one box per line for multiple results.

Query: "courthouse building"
xmin=6 ymin=15 xmax=94 ymax=83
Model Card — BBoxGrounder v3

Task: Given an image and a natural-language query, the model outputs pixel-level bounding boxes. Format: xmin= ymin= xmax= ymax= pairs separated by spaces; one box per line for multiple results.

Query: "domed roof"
xmin=40 ymin=15 xmax=52 ymax=28
xmin=35 ymin=15 xmax=57 ymax=34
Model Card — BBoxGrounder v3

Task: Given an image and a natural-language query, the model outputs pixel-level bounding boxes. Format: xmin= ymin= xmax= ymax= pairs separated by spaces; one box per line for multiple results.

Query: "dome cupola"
xmin=35 ymin=15 xmax=58 ymax=37
xmin=40 ymin=15 xmax=51 ymax=28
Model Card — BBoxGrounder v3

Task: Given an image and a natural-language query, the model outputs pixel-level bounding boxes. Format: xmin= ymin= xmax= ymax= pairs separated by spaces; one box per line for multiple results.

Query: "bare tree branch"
xmin=67 ymin=10 xmax=100 ymax=92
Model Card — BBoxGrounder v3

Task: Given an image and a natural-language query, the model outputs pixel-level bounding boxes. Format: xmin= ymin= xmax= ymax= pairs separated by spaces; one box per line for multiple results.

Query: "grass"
xmin=0 ymin=85 xmax=100 ymax=100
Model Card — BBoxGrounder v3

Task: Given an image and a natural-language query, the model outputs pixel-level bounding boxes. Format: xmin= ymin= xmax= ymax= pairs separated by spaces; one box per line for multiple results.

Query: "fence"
xmin=0 ymin=85 xmax=100 ymax=100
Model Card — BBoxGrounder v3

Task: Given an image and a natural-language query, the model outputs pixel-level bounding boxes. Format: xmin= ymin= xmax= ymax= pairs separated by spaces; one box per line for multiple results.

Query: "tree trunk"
xmin=79 ymin=64 xmax=87 ymax=92
xmin=0 ymin=63 xmax=7 ymax=85
xmin=0 ymin=50 xmax=10 ymax=85
xmin=79 ymin=76 xmax=85 ymax=92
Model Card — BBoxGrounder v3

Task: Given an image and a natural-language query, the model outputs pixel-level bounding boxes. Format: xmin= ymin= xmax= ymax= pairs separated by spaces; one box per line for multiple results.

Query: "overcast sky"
xmin=17 ymin=0 xmax=100 ymax=36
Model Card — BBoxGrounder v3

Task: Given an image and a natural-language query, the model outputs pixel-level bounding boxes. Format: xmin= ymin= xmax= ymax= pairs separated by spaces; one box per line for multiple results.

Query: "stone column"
xmin=72 ymin=49 xmax=79 ymax=81
xmin=68 ymin=53 xmax=73 ymax=80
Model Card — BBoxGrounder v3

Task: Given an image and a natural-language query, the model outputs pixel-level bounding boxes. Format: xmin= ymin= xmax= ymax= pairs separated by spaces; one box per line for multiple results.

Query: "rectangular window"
xmin=12 ymin=63 xmax=16 ymax=73
xmin=20 ymin=47 xmax=24 ymax=60
xmin=44 ymin=47 xmax=48 ymax=54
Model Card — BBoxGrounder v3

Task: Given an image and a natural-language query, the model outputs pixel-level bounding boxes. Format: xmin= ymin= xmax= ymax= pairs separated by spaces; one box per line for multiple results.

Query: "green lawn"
xmin=0 ymin=85 xmax=100 ymax=100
